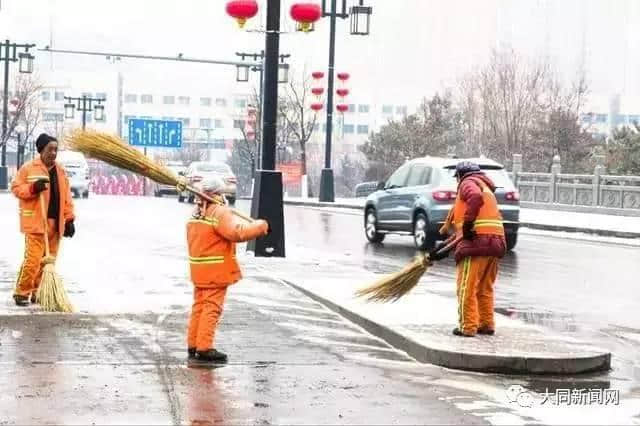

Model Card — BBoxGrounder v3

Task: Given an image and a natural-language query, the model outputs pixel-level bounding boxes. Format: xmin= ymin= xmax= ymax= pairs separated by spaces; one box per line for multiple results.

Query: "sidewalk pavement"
xmin=250 ymin=255 xmax=611 ymax=375
xmin=283 ymin=197 xmax=640 ymax=238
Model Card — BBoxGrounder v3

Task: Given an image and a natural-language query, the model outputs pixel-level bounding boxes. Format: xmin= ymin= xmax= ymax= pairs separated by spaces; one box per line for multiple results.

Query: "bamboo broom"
xmin=36 ymin=192 xmax=74 ymax=313
xmin=355 ymin=235 xmax=462 ymax=303
xmin=65 ymin=129 xmax=254 ymax=223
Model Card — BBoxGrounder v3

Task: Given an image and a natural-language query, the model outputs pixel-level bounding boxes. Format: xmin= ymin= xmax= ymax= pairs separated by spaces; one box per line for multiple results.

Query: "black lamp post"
xmin=318 ymin=0 xmax=372 ymax=202
xmin=0 ymin=39 xmax=35 ymax=190
xmin=241 ymin=0 xmax=288 ymax=258
xmin=64 ymin=95 xmax=106 ymax=130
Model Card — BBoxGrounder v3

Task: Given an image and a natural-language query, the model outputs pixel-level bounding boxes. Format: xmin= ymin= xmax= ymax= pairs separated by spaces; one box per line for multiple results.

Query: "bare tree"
xmin=0 ymin=74 xmax=43 ymax=149
xmin=279 ymin=68 xmax=319 ymax=193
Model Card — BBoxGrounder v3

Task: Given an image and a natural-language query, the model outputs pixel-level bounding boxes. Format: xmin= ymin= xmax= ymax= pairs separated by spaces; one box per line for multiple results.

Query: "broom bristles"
xmin=355 ymin=255 xmax=430 ymax=303
xmin=65 ymin=129 xmax=181 ymax=188
xmin=37 ymin=264 xmax=74 ymax=313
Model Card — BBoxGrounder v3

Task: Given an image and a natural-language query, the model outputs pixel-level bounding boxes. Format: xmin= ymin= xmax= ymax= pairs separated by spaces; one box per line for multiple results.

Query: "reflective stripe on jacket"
xmin=452 ymin=176 xmax=504 ymax=238
xmin=186 ymin=203 xmax=268 ymax=288
xmin=11 ymin=158 xmax=75 ymax=236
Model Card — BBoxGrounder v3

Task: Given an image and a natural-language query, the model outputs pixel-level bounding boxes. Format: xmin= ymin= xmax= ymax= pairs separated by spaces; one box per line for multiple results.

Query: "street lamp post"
xmin=318 ymin=0 xmax=372 ymax=202
xmin=64 ymin=95 xmax=106 ymax=130
xmin=0 ymin=39 xmax=35 ymax=190
xmin=244 ymin=0 xmax=287 ymax=258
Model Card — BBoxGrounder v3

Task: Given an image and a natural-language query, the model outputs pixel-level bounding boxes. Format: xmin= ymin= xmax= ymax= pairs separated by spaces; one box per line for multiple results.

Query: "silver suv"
xmin=364 ymin=157 xmax=520 ymax=251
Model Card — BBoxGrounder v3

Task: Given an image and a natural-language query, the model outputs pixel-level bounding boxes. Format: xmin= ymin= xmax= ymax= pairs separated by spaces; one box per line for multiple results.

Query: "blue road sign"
xmin=128 ymin=119 xmax=183 ymax=148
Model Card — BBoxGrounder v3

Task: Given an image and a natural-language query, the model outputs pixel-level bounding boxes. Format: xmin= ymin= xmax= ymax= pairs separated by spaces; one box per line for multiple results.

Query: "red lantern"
xmin=336 ymin=104 xmax=349 ymax=113
xmin=336 ymin=88 xmax=349 ymax=97
xmin=312 ymin=71 xmax=324 ymax=79
xmin=226 ymin=0 xmax=259 ymax=28
xmin=310 ymin=102 xmax=324 ymax=112
xmin=290 ymin=2 xmax=322 ymax=32
xmin=337 ymin=72 xmax=350 ymax=82
xmin=311 ymin=87 xmax=324 ymax=96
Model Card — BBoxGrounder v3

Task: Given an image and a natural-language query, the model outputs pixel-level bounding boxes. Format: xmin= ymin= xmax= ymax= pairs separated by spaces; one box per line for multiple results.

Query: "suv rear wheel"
xmin=364 ymin=208 xmax=385 ymax=243
xmin=413 ymin=212 xmax=436 ymax=250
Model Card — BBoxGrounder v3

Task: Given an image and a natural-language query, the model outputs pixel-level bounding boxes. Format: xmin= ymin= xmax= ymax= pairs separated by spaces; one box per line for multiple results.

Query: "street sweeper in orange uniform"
xmin=186 ymin=176 xmax=269 ymax=365
xmin=430 ymin=161 xmax=506 ymax=337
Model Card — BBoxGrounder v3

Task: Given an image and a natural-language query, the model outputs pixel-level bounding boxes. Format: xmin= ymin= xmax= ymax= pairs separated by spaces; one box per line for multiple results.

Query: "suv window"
xmin=386 ymin=164 xmax=411 ymax=188
xmin=440 ymin=167 xmax=515 ymax=189
xmin=406 ymin=165 xmax=431 ymax=186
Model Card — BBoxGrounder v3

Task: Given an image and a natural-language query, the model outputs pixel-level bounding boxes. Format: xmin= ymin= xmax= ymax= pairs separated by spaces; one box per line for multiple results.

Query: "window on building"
xmin=86 ymin=112 xmax=93 ymax=123
xmin=615 ymin=114 xmax=628 ymax=125
xmin=382 ymin=105 xmax=393 ymax=114
xmin=357 ymin=124 xmax=369 ymax=134
xmin=161 ymin=116 xmax=174 ymax=121
xmin=313 ymin=123 xmax=320 ymax=131
xmin=343 ymin=124 xmax=355 ymax=134
xmin=596 ymin=114 xmax=607 ymax=123
xmin=215 ymin=119 xmax=223 ymax=128
xmin=163 ymin=96 xmax=175 ymax=105
xmin=178 ymin=96 xmax=190 ymax=105
xmin=233 ymin=119 xmax=245 ymax=129
xmin=629 ymin=115 xmax=640 ymax=124
xmin=81 ymin=92 xmax=91 ymax=98
xmin=41 ymin=91 xmax=51 ymax=101
xmin=96 ymin=92 xmax=107 ymax=101
xmin=125 ymin=94 xmax=137 ymax=103
xmin=348 ymin=104 xmax=356 ymax=113
xmin=215 ymin=98 xmax=227 ymax=107
xmin=200 ymin=118 xmax=212 ymax=128
xmin=141 ymin=94 xmax=153 ymax=104
xmin=358 ymin=104 xmax=370 ymax=113
xmin=235 ymin=98 xmax=247 ymax=109
xmin=181 ymin=118 xmax=191 ymax=127
xmin=396 ymin=105 xmax=407 ymax=115
xmin=200 ymin=97 xmax=212 ymax=107
xmin=54 ymin=91 xmax=64 ymax=102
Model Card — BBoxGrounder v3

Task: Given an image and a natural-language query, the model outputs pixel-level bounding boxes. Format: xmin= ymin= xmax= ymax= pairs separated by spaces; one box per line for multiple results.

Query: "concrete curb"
xmin=282 ymin=278 xmax=611 ymax=375
xmin=282 ymin=199 xmax=640 ymax=239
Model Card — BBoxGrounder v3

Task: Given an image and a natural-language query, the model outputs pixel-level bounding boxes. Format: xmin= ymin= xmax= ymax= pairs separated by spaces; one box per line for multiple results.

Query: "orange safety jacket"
xmin=186 ymin=203 xmax=268 ymax=288
xmin=451 ymin=177 xmax=504 ymax=238
xmin=11 ymin=158 xmax=75 ymax=236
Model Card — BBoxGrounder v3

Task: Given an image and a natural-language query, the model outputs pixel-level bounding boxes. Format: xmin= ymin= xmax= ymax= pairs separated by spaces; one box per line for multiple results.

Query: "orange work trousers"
xmin=14 ymin=219 xmax=60 ymax=298
xmin=456 ymin=256 xmax=499 ymax=336
xmin=188 ymin=286 xmax=228 ymax=351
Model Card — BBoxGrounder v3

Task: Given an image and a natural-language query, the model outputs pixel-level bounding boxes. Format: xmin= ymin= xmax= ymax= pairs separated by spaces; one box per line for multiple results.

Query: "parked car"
xmin=363 ymin=157 xmax=520 ymax=251
xmin=56 ymin=150 xmax=90 ymax=198
xmin=153 ymin=161 xmax=186 ymax=197
xmin=178 ymin=161 xmax=237 ymax=205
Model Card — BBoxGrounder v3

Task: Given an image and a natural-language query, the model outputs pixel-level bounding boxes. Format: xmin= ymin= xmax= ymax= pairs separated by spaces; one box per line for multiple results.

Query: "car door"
xmin=395 ymin=164 xmax=432 ymax=230
xmin=377 ymin=163 xmax=411 ymax=227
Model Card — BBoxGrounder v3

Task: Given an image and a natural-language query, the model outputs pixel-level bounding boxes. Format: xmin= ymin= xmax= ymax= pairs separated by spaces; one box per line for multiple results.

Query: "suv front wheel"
xmin=364 ymin=208 xmax=385 ymax=243
xmin=413 ymin=212 xmax=436 ymax=250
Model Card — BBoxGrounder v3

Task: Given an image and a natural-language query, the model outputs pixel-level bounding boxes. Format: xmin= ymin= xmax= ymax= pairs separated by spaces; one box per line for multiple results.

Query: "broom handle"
xmin=39 ymin=192 xmax=51 ymax=258
xmin=435 ymin=234 xmax=463 ymax=254
xmin=184 ymin=185 xmax=255 ymax=223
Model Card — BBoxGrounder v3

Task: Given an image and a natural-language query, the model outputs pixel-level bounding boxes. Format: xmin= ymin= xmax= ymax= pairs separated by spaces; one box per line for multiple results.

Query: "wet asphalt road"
xmin=271 ymin=201 xmax=640 ymax=387
xmin=1 ymin=193 xmax=639 ymax=424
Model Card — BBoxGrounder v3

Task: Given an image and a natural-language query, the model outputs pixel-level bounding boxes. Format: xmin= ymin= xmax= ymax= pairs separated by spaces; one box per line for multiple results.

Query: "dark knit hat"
xmin=36 ymin=133 xmax=57 ymax=153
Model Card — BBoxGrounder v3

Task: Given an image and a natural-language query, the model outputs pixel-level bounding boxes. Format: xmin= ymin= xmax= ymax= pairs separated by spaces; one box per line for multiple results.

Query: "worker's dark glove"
xmin=63 ymin=220 xmax=75 ymax=238
xmin=428 ymin=241 xmax=450 ymax=261
xmin=462 ymin=221 xmax=476 ymax=240
xmin=32 ymin=179 xmax=48 ymax=194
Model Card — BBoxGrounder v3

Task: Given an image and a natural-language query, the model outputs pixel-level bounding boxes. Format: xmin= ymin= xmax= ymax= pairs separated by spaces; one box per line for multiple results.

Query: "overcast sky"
xmin=1 ymin=0 xmax=639 ymax=108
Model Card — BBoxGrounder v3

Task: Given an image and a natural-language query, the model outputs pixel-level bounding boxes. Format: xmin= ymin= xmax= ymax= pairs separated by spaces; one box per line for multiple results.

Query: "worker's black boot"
xmin=13 ymin=295 xmax=29 ymax=307
xmin=477 ymin=327 xmax=495 ymax=336
xmin=195 ymin=349 xmax=228 ymax=364
xmin=30 ymin=293 xmax=38 ymax=304
xmin=188 ymin=348 xmax=196 ymax=359
xmin=452 ymin=328 xmax=475 ymax=337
